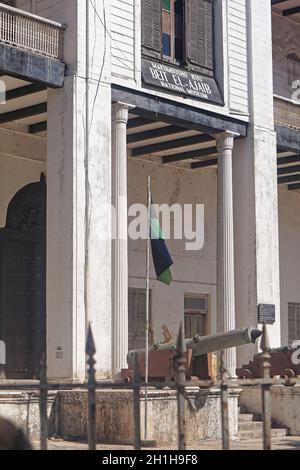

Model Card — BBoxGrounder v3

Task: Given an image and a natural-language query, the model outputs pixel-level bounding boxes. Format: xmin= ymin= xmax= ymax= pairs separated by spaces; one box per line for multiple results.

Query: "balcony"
xmin=0 ymin=3 xmax=65 ymax=87
xmin=0 ymin=4 xmax=66 ymax=138
xmin=274 ymin=95 xmax=300 ymax=130
xmin=275 ymin=96 xmax=300 ymax=191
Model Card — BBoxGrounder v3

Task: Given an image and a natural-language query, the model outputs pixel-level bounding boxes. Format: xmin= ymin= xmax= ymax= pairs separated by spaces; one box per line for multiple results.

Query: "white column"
xmin=47 ymin=0 xmax=112 ymax=381
xmin=112 ymin=103 xmax=131 ymax=376
xmin=217 ymin=131 xmax=237 ymax=378
xmin=233 ymin=0 xmax=281 ymax=368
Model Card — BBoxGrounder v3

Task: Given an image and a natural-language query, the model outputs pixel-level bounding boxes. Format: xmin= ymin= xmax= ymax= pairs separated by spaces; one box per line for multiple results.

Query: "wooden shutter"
xmin=141 ymin=0 xmax=162 ymax=60
xmin=185 ymin=0 xmax=214 ymax=74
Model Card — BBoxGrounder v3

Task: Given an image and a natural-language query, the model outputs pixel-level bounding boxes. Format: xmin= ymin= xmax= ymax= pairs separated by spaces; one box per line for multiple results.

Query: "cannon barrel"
xmin=189 ymin=327 xmax=261 ymax=357
xmin=127 ymin=327 xmax=261 ymax=367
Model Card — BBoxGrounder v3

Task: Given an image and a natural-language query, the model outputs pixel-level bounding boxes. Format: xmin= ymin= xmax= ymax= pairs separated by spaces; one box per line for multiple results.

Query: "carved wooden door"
xmin=0 ymin=175 xmax=46 ymax=379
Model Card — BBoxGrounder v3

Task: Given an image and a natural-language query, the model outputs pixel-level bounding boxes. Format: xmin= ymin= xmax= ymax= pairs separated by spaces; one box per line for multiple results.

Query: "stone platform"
xmin=32 ymin=436 xmax=300 ymax=450
xmin=53 ymin=387 xmax=240 ymax=445
xmin=0 ymin=391 xmax=56 ymax=440
xmin=0 ymin=387 xmax=240 ymax=445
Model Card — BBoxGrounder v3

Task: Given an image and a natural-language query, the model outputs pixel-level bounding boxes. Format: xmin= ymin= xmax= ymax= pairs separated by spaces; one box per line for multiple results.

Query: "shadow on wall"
xmin=0 ymin=418 xmax=32 ymax=450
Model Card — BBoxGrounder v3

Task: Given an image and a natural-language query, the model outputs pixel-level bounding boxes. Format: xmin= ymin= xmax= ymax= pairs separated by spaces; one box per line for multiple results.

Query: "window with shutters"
xmin=288 ymin=302 xmax=300 ymax=344
xmin=128 ymin=288 xmax=152 ymax=351
xmin=142 ymin=0 xmax=215 ymax=76
xmin=185 ymin=0 xmax=214 ymax=75
xmin=162 ymin=0 xmax=184 ymax=64
xmin=184 ymin=294 xmax=209 ymax=339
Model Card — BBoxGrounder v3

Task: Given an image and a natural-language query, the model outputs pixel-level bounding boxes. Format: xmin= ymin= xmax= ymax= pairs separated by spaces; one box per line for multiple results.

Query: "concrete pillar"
xmin=111 ymin=103 xmax=131 ymax=376
xmin=46 ymin=0 xmax=112 ymax=381
xmin=233 ymin=0 xmax=281 ymax=367
xmin=217 ymin=131 xmax=237 ymax=378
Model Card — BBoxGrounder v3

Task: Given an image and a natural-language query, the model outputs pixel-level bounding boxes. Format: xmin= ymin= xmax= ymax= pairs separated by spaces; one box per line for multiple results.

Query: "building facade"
xmin=0 ymin=0 xmax=299 ymax=382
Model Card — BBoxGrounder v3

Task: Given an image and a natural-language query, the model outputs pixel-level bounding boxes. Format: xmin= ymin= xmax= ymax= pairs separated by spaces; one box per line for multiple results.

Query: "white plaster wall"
xmin=248 ymin=0 xmax=275 ymax=130
xmin=0 ymin=128 xmax=46 ymax=227
xmin=278 ymin=188 xmax=300 ymax=346
xmin=128 ymin=159 xmax=217 ymax=343
xmin=272 ymin=12 xmax=300 ymax=99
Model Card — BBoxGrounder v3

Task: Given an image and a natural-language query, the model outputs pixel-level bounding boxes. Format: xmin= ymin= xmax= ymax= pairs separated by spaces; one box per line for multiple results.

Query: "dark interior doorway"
xmin=0 ymin=174 xmax=46 ymax=379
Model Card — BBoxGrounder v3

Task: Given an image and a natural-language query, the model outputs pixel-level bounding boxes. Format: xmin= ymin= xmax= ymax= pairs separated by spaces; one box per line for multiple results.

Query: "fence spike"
xmin=133 ymin=352 xmax=142 ymax=450
xmin=175 ymin=322 xmax=187 ymax=451
xmin=86 ymin=323 xmax=96 ymax=356
xmin=260 ymin=322 xmax=272 ymax=451
xmin=86 ymin=323 xmax=97 ymax=451
xmin=220 ymin=350 xmax=230 ymax=450
xmin=177 ymin=322 xmax=187 ymax=356
xmin=39 ymin=352 xmax=48 ymax=451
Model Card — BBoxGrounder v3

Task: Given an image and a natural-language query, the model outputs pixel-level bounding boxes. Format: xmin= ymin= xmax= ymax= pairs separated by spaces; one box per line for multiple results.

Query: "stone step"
xmin=238 ymin=422 xmax=263 ymax=432
xmin=270 ymin=429 xmax=288 ymax=439
xmin=238 ymin=428 xmax=287 ymax=441
xmin=238 ymin=414 xmax=254 ymax=423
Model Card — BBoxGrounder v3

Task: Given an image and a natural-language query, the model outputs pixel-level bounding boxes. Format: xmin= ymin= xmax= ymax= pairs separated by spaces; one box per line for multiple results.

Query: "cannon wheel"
xmin=283 ymin=369 xmax=296 ymax=386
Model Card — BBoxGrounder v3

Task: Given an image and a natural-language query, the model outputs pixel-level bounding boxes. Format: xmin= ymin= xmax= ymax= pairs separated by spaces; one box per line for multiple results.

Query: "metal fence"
xmin=0 ymin=323 xmax=299 ymax=451
xmin=0 ymin=4 xmax=64 ymax=60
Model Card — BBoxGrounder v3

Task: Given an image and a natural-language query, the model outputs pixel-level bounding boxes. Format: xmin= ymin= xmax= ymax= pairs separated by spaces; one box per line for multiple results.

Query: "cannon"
xmin=121 ymin=327 xmax=262 ymax=383
xmin=237 ymin=346 xmax=300 ymax=379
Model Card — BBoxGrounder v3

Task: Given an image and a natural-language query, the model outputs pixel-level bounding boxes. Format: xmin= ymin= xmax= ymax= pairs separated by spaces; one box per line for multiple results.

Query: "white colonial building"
xmin=0 ymin=0 xmax=299 ymax=386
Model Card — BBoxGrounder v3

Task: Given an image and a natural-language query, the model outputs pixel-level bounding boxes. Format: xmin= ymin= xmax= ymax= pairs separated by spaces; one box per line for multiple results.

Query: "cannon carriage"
xmin=121 ymin=327 xmax=262 ymax=383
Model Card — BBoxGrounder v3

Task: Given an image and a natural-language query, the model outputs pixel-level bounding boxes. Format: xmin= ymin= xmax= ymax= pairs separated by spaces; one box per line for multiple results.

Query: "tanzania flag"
xmin=150 ymin=203 xmax=174 ymax=285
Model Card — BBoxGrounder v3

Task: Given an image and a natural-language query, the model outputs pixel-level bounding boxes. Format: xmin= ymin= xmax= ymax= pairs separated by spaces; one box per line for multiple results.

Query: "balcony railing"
xmin=0 ymin=3 xmax=64 ymax=60
xmin=274 ymin=95 xmax=300 ymax=130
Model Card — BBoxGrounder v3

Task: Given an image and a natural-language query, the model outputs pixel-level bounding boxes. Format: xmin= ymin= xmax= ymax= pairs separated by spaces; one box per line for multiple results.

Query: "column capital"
xmin=215 ymin=131 xmax=240 ymax=151
xmin=112 ymin=102 xmax=135 ymax=124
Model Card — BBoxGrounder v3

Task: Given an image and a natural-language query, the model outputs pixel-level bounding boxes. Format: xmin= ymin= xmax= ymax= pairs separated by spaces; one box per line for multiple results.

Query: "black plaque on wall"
xmin=258 ymin=304 xmax=276 ymax=325
xmin=142 ymin=59 xmax=224 ymax=106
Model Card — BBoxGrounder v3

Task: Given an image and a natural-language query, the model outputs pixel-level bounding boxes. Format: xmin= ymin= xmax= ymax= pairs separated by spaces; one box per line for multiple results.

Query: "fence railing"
xmin=274 ymin=95 xmax=300 ymax=130
xmin=0 ymin=324 xmax=299 ymax=451
xmin=0 ymin=3 xmax=64 ymax=60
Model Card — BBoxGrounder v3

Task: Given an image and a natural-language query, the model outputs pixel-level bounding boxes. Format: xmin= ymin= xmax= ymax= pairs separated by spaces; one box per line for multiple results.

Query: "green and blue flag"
xmin=150 ymin=203 xmax=173 ymax=286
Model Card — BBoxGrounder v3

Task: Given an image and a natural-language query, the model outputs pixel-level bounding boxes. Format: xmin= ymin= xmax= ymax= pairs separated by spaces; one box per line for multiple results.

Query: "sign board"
xmin=142 ymin=59 xmax=224 ymax=106
xmin=258 ymin=304 xmax=276 ymax=325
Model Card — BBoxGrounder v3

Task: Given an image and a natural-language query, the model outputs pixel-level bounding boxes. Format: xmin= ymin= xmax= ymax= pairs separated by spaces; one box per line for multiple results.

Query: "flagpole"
xmin=144 ymin=175 xmax=151 ymax=441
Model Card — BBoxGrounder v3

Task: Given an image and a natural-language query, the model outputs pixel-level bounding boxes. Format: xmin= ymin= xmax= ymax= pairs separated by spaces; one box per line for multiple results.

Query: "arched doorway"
xmin=0 ymin=174 xmax=46 ymax=379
